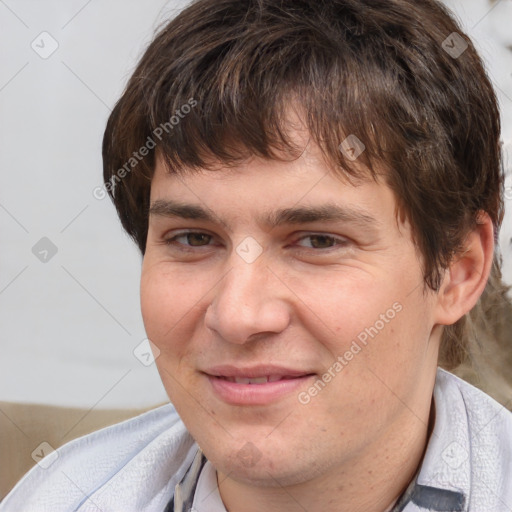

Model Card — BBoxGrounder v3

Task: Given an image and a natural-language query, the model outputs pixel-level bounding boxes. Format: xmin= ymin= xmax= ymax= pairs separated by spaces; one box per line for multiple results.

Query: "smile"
xmin=204 ymin=366 xmax=315 ymax=405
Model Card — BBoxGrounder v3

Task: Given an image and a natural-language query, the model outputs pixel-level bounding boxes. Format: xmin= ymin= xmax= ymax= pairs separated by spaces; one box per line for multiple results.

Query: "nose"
xmin=204 ymin=258 xmax=291 ymax=345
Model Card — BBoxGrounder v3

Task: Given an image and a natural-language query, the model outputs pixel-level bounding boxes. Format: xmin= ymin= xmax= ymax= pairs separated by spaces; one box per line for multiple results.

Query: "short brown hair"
xmin=102 ymin=0 xmax=504 ymax=369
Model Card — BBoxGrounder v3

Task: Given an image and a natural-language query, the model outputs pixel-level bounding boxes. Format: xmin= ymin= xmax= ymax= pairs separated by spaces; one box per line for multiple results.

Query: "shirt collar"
xmin=192 ymin=460 xmax=228 ymax=512
xmin=404 ymin=368 xmax=469 ymax=511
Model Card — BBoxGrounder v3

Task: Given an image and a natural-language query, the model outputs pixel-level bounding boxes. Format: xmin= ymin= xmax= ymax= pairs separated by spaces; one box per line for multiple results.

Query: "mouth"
xmin=203 ymin=365 xmax=316 ymax=405
xmin=217 ymin=375 xmax=305 ymax=384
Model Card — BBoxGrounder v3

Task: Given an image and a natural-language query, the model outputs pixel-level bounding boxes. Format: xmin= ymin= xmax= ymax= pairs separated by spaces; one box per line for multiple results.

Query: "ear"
xmin=434 ymin=212 xmax=495 ymax=326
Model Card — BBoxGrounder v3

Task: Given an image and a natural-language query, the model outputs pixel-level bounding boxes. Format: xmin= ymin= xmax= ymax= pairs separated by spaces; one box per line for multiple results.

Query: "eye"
xmin=165 ymin=231 xmax=215 ymax=248
xmin=295 ymin=234 xmax=348 ymax=250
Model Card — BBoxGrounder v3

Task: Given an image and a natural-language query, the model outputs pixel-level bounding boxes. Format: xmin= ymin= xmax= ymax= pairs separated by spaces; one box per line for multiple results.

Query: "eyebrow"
xmin=148 ymin=199 xmax=380 ymax=231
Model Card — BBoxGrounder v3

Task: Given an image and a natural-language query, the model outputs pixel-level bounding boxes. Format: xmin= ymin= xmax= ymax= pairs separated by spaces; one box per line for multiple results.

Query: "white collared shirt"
xmin=191 ymin=461 xmax=226 ymax=512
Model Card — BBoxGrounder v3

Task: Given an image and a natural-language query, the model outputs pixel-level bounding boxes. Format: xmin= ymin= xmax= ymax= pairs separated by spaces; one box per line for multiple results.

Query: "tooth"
xmin=250 ymin=377 xmax=268 ymax=384
xmin=234 ymin=377 xmax=251 ymax=384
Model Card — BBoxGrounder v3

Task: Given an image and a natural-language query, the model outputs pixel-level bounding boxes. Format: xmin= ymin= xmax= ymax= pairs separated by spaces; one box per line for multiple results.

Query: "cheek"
xmin=301 ymin=271 xmax=423 ymax=376
xmin=140 ymin=268 xmax=208 ymax=407
xmin=140 ymin=269 xmax=169 ymax=341
xmin=289 ymin=271 xmax=395 ymax=343
xmin=140 ymin=266 xmax=205 ymax=352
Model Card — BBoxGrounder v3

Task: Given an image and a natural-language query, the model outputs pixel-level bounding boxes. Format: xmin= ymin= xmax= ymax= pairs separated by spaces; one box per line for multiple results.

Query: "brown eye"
xmin=307 ymin=235 xmax=337 ymax=249
xmin=185 ymin=233 xmax=212 ymax=246
xmin=297 ymin=234 xmax=345 ymax=249
xmin=165 ymin=231 xmax=214 ymax=247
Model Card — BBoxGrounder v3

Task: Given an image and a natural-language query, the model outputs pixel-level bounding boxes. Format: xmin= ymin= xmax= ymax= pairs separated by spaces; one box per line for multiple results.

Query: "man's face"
xmin=141 ymin=141 xmax=441 ymax=487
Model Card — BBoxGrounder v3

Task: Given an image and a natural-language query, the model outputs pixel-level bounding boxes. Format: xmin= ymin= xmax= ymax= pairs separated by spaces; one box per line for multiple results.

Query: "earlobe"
xmin=434 ymin=212 xmax=495 ymax=326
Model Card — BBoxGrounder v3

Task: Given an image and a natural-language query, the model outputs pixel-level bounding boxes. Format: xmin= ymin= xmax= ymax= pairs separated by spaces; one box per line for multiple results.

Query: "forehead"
xmin=152 ymin=122 xmax=376 ymax=190
xmin=152 ymin=135 xmax=374 ymax=195
xmin=149 ymin=148 xmax=401 ymax=237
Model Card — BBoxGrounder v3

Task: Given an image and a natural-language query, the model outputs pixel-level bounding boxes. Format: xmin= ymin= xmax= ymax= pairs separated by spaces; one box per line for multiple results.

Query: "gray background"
xmin=1 ymin=0 xmax=511 ymax=409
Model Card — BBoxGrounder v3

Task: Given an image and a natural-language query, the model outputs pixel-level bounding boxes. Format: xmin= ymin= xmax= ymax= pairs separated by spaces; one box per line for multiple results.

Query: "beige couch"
xmin=0 ymin=401 xmax=163 ymax=501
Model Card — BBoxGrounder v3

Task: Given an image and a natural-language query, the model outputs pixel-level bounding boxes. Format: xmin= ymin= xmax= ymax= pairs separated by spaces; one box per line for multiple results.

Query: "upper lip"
xmin=203 ymin=365 xmax=313 ymax=379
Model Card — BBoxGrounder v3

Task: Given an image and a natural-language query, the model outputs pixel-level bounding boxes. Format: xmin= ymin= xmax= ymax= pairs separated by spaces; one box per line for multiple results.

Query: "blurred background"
xmin=0 ymin=0 xmax=511 ymax=409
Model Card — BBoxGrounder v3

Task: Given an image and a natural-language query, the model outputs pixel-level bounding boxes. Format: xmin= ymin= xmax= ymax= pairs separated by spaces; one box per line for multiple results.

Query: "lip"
xmin=205 ymin=364 xmax=312 ymax=379
xmin=203 ymin=365 xmax=316 ymax=406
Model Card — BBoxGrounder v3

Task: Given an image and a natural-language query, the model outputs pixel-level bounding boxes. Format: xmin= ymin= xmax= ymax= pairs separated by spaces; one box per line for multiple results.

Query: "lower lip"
xmin=207 ymin=375 xmax=314 ymax=405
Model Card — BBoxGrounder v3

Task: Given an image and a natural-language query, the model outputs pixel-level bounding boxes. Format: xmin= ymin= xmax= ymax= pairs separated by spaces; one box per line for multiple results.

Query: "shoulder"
xmin=423 ymin=369 xmax=512 ymax=510
xmin=436 ymin=368 xmax=512 ymax=433
xmin=0 ymin=403 xmax=198 ymax=512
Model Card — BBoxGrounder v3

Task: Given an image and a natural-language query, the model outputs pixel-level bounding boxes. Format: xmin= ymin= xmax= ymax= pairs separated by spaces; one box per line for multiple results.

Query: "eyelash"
xmin=162 ymin=231 xmax=349 ymax=252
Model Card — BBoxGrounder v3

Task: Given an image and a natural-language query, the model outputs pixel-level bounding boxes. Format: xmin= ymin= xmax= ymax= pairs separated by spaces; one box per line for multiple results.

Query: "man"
xmin=1 ymin=0 xmax=511 ymax=510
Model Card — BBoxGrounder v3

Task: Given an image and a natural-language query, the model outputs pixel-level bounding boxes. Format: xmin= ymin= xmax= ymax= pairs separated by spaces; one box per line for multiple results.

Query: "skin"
xmin=140 ymin=134 xmax=494 ymax=511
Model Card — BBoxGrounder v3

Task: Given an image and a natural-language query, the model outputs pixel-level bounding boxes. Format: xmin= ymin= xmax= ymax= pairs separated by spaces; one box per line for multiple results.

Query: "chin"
xmin=205 ymin=442 xmax=319 ymax=488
